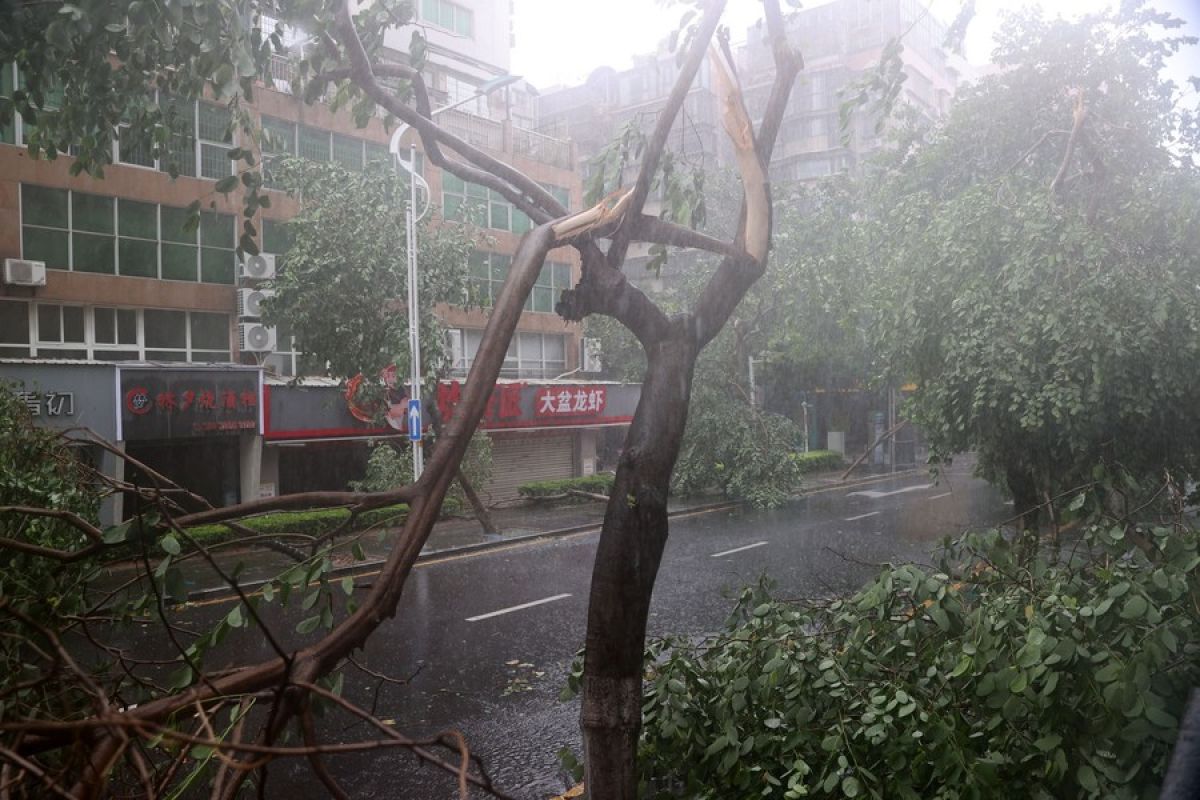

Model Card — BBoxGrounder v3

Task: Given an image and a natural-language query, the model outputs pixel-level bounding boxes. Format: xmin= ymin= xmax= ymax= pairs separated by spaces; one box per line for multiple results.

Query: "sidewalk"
xmin=93 ymin=464 xmax=919 ymax=601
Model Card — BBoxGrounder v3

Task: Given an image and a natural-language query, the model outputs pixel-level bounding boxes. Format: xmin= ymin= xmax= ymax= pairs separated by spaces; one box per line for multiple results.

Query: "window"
xmin=261 ymin=115 xmax=296 ymax=188
xmin=198 ymin=103 xmax=234 ymax=179
xmin=451 ymin=329 xmax=567 ymax=379
xmin=467 ymin=251 xmax=510 ymax=307
xmin=0 ymin=303 xmax=226 ymax=362
xmin=542 ymin=183 xmax=571 ymax=212
xmin=0 ymin=300 xmax=30 ymax=358
xmin=421 ymin=0 xmax=473 ymax=36
xmin=92 ymin=307 xmax=139 ymax=360
xmin=21 ymin=185 xmax=70 ymax=270
xmin=71 ymin=191 xmax=115 ymax=274
xmin=1 ymin=62 xmax=15 ymax=145
xmin=444 ymin=174 xmax=531 ymax=233
xmin=199 ymin=211 xmax=235 ymax=284
xmin=332 ymin=133 xmax=364 ymax=170
xmin=159 ymin=95 xmax=197 ymax=178
xmin=262 ymin=218 xmax=294 ymax=254
xmin=298 ymin=124 xmax=330 ymax=162
xmin=527 ymin=261 xmax=572 ymax=313
xmin=118 ymin=199 xmax=158 ymax=278
xmin=20 ymin=184 xmax=236 ymax=284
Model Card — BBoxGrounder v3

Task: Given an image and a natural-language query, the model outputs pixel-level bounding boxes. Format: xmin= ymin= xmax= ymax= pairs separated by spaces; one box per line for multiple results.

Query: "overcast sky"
xmin=510 ymin=0 xmax=1200 ymax=94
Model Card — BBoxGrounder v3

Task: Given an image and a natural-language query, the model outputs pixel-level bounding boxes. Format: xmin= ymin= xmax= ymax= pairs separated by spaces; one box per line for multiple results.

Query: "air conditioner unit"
xmin=3 ymin=258 xmax=47 ymax=287
xmin=240 ymin=253 xmax=277 ymax=281
xmin=581 ymin=337 xmax=602 ymax=373
xmin=237 ymin=287 xmax=275 ymax=318
xmin=239 ymin=322 xmax=277 ymax=353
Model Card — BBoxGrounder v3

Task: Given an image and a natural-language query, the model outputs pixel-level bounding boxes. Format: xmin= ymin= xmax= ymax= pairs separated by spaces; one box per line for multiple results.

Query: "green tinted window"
xmin=22 ymin=185 xmax=67 ymax=228
xmin=118 ymin=238 xmax=158 ymax=277
xmin=262 ymin=218 xmax=293 ymax=253
xmin=22 ymin=227 xmax=68 ymax=269
xmin=119 ymin=199 xmax=157 ymax=239
xmin=1 ymin=63 xmax=16 ymax=144
xmin=160 ymin=206 xmax=196 ymax=244
xmin=200 ymin=248 xmax=234 ymax=284
xmin=190 ymin=312 xmax=229 ymax=349
xmin=72 ymin=232 xmax=115 ymax=273
xmin=161 ymin=243 xmax=197 ymax=280
xmin=199 ymin=212 xmax=233 ymax=248
xmin=72 ymin=192 xmax=113 ymax=233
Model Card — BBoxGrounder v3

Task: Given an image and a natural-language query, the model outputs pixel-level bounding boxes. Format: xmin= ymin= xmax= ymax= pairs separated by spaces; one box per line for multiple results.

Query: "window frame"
xmin=3 ymin=302 xmax=233 ymax=363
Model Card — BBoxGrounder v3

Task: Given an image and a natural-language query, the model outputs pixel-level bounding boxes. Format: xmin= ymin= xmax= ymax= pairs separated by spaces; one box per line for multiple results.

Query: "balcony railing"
xmin=262 ymin=57 xmax=574 ymax=170
xmin=512 ymin=126 xmax=573 ymax=170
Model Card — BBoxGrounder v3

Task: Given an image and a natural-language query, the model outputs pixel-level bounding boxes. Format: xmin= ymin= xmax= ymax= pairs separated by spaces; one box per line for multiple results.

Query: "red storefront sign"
xmin=534 ymin=385 xmax=606 ymax=418
xmin=437 ymin=382 xmax=615 ymax=430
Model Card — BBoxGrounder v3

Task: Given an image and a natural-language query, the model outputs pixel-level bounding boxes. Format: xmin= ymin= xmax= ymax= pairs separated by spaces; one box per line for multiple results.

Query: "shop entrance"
xmin=125 ymin=436 xmax=240 ymax=515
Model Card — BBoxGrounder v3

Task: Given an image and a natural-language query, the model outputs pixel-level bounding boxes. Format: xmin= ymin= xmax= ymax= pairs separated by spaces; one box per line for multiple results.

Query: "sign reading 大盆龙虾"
xmin=118 ymin=368 xmax=261 ymax=441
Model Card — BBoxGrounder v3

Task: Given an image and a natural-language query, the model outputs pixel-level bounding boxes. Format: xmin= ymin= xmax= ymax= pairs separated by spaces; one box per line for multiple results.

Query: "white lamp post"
xmin=389 ymin=74 xmax=521 ymax=479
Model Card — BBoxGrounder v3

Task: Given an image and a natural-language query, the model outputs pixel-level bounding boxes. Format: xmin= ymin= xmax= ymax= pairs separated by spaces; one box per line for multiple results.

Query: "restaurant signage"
xmin=118 ymin=368 xmax=262 ymax=440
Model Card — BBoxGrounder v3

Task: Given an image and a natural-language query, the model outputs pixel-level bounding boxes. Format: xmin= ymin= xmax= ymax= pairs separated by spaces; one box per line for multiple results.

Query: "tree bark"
xmin=1006 ymin=465 xmax=1041 ymax=532
xmin=455 ymin=468 xmax=498 ymax=536
xmin=581 ymin=333 xmax=697 ymax=798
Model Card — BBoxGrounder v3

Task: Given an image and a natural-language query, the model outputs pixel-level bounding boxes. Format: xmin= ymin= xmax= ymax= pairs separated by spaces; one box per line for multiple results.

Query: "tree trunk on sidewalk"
xmin=581 ymin=336 xmax=697 ymax=796
xmin=455 ymin=468 xmax=498 ymax=536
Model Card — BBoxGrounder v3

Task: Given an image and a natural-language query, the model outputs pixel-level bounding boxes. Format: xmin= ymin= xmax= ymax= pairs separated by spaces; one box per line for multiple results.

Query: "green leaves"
xmin=636 ymin=516 xmax=1200 ymax=798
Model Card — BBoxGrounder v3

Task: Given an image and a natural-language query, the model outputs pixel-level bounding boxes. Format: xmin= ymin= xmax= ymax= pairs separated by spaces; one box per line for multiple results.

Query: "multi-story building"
xmin=1 ymin=0 xmax=633 ymax=523
xmin=539 ymin=0 xmax=965 ymax=185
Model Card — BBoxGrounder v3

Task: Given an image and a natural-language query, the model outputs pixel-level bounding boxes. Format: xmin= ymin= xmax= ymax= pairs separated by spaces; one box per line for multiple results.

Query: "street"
xmin=170 ymin=466 xmax=1009 ymax=798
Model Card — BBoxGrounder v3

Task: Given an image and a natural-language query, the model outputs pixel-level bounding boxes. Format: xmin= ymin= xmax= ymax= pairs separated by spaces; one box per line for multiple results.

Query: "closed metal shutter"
xmin=484 ymin=433 xmax=576 ymax=504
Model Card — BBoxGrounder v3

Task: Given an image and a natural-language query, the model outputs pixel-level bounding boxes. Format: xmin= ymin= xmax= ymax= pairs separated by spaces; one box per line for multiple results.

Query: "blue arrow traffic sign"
xmin=407 ymin=399 xmax=422 ymax=442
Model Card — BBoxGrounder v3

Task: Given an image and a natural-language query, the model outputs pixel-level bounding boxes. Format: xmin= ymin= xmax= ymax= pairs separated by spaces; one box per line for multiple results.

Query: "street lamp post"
xmin=388 ymin=74 xmax=522 ymax=479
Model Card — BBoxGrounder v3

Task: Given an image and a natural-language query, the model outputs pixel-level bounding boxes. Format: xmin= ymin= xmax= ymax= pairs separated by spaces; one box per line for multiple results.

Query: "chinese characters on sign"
xmin=119 ymin=370 xmax=260 ymax=440
xmin=534 ymin=386 xmax=606 ymax=418
xmin=436 ymin=381 xmax=612 ymax=429
xmin=16 ymin=391 xmax=75 ymax=418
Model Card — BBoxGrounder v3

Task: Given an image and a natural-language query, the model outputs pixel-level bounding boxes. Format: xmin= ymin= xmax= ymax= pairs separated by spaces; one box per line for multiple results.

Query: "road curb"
xmin=183 ymin=469 xmax=928 ymax=604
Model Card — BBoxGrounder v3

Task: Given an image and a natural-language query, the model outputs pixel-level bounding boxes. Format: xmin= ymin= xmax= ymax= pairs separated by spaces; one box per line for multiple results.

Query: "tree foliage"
xmin=262 ymin=156 xmax=476 ymax=383
xmin=0 ymin=388 xmax=101 ymax=722
xmin=639 ymin=473 xmax=1200 ymax=799
xmin=866 ymin=3 xmax=1200 ymax=518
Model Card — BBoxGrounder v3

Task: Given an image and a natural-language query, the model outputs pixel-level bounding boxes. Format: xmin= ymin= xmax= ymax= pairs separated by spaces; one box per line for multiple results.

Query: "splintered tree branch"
xmin=606 ymin=0 xmax=727 ymax=269
xmin=332 ymin=0 xmax=565 ymax=223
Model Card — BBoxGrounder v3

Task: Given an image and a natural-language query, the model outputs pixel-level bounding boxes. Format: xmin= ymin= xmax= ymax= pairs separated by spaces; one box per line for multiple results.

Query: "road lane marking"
xmin=710 ymin=541 xmax=768 ymax=558
xmin=847 ymin=483 xmax=936 ymax=500
xmin=844 ymin=511 xmax=881 ymax=521
xmin=185 ymin=470 xmax=968 ymax=609
xmin=466 ymin=593 xmax=572 ymax=622
xmin=928 ymin=492 xmax=952 ymax=500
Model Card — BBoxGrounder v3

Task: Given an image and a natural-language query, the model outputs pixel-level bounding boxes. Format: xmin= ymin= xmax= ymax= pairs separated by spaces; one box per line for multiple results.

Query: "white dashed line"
xmin=466 ymin=593 xmax=572 ymax=622
xmin=847 ymin=483 xmax=936 ymax=499
xmin=928 ymin=492 xmax=952 ymax=500
xmin=844 ymin=511 xmax=882 ymax=522
xmin=710 ymin=541 xmax=769 ymax=558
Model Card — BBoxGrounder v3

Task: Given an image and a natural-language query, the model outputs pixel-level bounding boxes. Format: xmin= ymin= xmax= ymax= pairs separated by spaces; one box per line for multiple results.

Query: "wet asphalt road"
xmin=167 ymin=466 xmax=1009 ymax=799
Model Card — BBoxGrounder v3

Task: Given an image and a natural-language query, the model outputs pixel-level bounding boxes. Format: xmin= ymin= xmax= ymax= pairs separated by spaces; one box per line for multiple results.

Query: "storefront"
xmin=435 ymin=379 xmax=640 ymax=503
xmin=261 ymin=377 xmax=396 ymax=497
xmin=1 ymin=361 xmax=264 ymax=524
xmin=263 ymin=377 xmax=642 ymax=504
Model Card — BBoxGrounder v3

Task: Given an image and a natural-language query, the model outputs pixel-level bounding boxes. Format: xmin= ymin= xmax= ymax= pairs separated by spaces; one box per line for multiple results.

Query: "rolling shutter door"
xmin=484 ymin=433 xmax=575 ymax=504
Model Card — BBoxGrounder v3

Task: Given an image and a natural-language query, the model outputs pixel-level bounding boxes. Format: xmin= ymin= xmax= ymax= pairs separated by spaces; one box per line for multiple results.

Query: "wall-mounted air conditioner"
xmin=237 ymin=287 xmax=275 ymax=318
xmin=239 ymin=322 xmax=277 ymax=353
xmin=240 ymin=253 xmax=277 ymax=281
xmin=3 ymin=258 xmax=47 ymax=287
